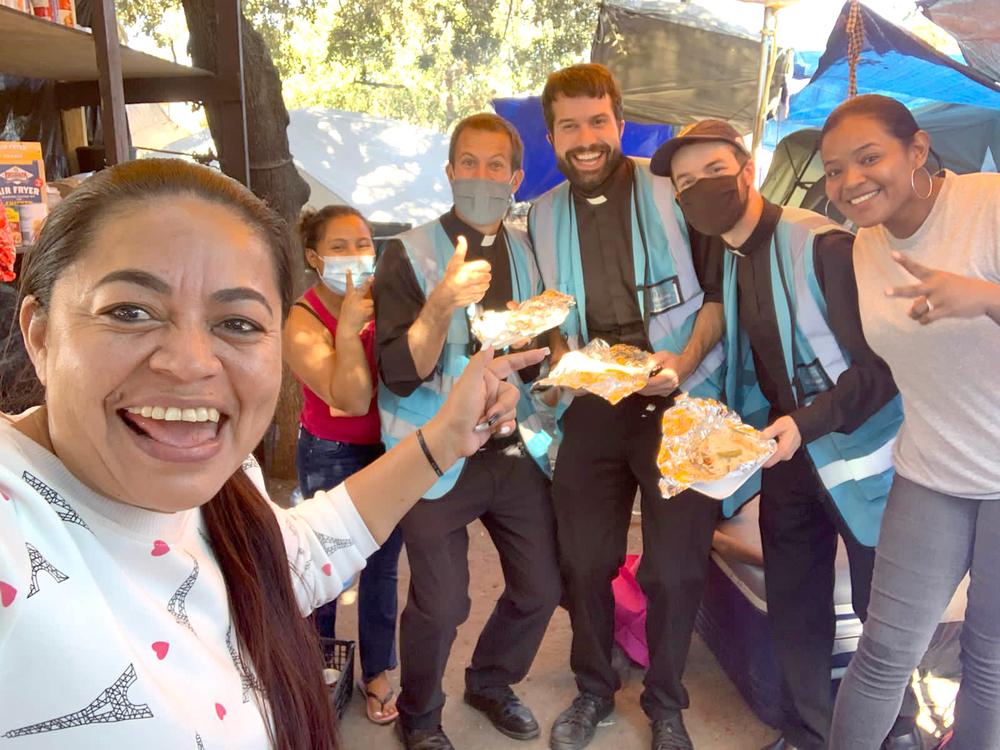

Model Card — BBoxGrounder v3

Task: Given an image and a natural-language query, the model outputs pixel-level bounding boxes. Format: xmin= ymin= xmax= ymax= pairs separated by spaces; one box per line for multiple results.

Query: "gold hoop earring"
xmin=910 ymin=166 xmax=933 ymax=200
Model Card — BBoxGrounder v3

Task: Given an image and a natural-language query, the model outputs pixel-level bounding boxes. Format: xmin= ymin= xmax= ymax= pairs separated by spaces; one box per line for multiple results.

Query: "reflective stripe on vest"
xmin=377 ymin=218 xmax=553 ymax=499
xmin=721 ymin=208 xmax=902 ymax=546
xmin=528 ymin=158 xmax=724 ymax=410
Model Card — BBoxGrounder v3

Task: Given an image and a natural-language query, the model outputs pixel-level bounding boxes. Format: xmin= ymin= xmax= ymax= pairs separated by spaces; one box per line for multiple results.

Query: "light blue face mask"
xmin=318 ymin=255 xmax=374 ymax=295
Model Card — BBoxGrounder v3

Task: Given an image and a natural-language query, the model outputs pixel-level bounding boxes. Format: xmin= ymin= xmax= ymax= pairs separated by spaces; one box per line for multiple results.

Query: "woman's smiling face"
xmin=21 ymin=195 xmax=284 ymax=512
xmin=821 ymin=114 xmax=930 ymax=232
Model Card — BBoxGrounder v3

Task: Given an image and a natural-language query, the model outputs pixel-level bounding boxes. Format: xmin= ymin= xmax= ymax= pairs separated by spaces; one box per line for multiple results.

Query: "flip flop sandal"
xmin=359 ymin=681 xmax=398 ymax=725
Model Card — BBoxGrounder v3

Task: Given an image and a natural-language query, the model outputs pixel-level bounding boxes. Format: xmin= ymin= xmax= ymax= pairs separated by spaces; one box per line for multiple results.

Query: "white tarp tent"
xmin=163 ymin=108 xmax=452 ymax=227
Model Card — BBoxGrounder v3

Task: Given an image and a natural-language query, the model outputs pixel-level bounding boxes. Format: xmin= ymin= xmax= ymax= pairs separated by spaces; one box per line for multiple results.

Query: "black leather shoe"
xmin=652 ymin=713 xmax=694 ymax=750
xmin=550 ymin=692 xmax=615 ymax=750
xmin=396 ymin=722 xmax=455 ymax=750
xmin=760 ymin=739 xmax=800 ymax=750
xmin=884 ymin=727 xmax=924 ymax=750
xmin=464 ymin=687 xmax=540 ymax=740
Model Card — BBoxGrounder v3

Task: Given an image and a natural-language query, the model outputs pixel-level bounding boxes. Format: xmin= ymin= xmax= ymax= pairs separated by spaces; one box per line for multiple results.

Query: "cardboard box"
xmin=0 ymin=141 xmax=47 ymax=249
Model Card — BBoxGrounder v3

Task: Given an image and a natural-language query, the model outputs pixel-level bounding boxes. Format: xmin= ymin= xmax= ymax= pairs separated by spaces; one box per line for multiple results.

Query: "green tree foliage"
xmin=117 ymin=0 xmax=599 ymax=131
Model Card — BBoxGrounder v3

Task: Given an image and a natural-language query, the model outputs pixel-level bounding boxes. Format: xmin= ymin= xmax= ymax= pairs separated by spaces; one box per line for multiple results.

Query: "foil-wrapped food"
xmin=470 ymin=289 xmax=576 ymax=349
xmin=532 ymin=339 xmax=658 ymax=405
xmin=658 ymin=396 xmax=776 ymax=499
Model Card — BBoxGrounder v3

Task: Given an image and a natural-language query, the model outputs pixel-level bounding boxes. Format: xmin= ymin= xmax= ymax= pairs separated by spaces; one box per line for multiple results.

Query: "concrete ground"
xmin=267 ymin=472 xmax=957 ymax=750
xmin=268 ymin=468 xmax=778 ymax=750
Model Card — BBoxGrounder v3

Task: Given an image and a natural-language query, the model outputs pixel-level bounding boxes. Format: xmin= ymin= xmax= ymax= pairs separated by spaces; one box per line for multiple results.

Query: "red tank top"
xmin=296 ymin=288 xmax=381 ymax=444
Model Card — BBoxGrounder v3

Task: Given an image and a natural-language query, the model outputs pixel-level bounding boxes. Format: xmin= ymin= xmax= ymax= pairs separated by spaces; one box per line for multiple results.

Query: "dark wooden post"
xmin=214 ymin=0 xmax=250 ymax=187
xmin=90 ymin=0 xmax=129 ymax=166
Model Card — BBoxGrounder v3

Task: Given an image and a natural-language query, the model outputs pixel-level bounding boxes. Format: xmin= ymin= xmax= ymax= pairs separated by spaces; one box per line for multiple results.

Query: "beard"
xmin=555 ymin=143 xmax=623 ymax=191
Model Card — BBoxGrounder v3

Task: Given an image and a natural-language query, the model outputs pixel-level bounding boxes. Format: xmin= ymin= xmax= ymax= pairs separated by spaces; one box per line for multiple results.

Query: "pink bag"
xmin=612 ymin=553 xmax=649 ymax=668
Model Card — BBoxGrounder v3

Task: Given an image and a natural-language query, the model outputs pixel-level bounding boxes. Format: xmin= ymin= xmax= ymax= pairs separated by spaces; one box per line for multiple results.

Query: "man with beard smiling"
xmin=650 ymin=120 xmax=921 ymax=750
xmin=528 ymin=64 xmax=727 ymax=750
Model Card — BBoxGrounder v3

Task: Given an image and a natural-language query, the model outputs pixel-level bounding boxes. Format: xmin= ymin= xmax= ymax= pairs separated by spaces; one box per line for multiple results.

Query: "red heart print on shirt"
xmin=152 ymin=641 xmax=170 ymax=660
xmin=322 ymin=563 xmax=332 ymax=576
xmin=151 ymin=540 xmax=170 ymax=557
xmin=215 ymin=703 xmax=227 ymax=720
xmin=0 ymin=581 xmax=15 ymax=607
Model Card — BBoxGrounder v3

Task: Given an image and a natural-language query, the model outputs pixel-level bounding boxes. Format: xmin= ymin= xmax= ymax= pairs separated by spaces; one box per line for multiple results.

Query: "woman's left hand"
xmin=887 ymin=252 xmax=1000 ymax=325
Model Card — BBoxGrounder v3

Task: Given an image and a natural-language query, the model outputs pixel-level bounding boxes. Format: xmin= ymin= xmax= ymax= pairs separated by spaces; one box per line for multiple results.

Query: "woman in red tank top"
xmin=283 ymin=205 xmax=402 ymax=726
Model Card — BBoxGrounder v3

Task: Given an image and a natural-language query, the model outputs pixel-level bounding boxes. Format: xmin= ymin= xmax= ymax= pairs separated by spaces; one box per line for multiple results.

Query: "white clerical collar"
xmin=585 ymin=195 xmax=608 ymax=205
xmin=727 ymin=246 xmax=747 ymax=258
xmin=482 ymin=233 xmax=496 ymax=247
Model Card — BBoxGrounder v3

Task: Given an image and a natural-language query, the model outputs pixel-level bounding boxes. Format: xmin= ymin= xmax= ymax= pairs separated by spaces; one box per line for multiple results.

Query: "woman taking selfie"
xmin=0 ymin=158 xmax=539 ymax=749
xmin=820 ymin=95 xmax=1000 ymax=749
xmin=284 ymin=205 xmax=402 ymax=725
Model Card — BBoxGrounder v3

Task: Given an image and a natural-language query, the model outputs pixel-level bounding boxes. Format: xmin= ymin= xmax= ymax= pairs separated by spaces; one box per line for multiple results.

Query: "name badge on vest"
xmin=794 ymin=358 xmax=834 ymax=401
xmin=646 ymin=275 xmax=683 ymax=315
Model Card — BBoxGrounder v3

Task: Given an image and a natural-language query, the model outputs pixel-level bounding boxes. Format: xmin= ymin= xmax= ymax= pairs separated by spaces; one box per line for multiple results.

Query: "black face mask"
xmin=676 ymin=173 xmax=749 ymax=237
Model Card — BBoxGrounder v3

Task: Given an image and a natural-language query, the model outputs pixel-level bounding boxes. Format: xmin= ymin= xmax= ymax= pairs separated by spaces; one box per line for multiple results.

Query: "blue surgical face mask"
xmin=451 ymin=177 xmax=514 ymax=226
xmin=318 ymin=254 xmax=374 ymax=295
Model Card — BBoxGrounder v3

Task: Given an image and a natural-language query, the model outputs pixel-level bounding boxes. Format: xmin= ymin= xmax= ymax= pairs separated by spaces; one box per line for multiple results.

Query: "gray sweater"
xmin=853 ymin=171 xmax=1000 ymax=499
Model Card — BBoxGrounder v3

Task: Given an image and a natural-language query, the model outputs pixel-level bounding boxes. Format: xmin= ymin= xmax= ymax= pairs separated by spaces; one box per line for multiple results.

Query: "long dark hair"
xmin=17 ymin=159 xmax=338 ymax=750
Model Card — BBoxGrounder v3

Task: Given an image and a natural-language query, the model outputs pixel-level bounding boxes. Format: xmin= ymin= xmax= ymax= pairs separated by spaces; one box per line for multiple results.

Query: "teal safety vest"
xmin=721 ymin=206 xmax=902 ymax=547
xmin=528 ymin=158 xmax=725 ymax=423
xmin=377 ymin=218 xmax=554 ymax=499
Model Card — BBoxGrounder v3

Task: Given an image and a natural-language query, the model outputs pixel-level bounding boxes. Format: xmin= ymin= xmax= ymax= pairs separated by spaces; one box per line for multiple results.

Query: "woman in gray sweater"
xmin=820 ymin=95 xmax=1000 ymax=750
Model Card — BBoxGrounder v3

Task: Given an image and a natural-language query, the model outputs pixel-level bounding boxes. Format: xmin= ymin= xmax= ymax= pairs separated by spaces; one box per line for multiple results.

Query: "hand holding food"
xmin=533 ymin=339 xmax=658 ymax=404
xmin=471 ymin=289 xmax=576 ymax=349
xmin=760 ymin=415 xmax=802 ymax=467
xmin=637 ymin=350 xmax=681 ymax=396
xmin=658 ymin=396 xmax=776 ymax=499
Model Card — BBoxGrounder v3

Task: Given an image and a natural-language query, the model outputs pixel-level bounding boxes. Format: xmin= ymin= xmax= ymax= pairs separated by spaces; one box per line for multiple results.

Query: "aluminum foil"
xmin=471 ymin=289 xmax=576 ymax=349
xmin=657 ymin=395 xmax=777 ymax=499
xmin=532 ymin=339 xmax=657 ymax=405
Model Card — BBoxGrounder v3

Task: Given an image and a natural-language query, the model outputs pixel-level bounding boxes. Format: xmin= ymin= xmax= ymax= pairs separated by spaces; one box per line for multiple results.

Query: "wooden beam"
xmin=60 ymin=108 xmax=89 ymax=174
xmin=56 ymin=76 xmax=221 ymax=109
xmin=91 ymin=0 xmax=129 ymax=165
xmin=213 ymin=0 xmax=249 ymax=187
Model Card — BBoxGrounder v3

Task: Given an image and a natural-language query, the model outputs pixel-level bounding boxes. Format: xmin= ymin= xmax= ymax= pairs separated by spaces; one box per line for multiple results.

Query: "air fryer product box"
xmin=0 ymin=142 xmax=47 ymax=249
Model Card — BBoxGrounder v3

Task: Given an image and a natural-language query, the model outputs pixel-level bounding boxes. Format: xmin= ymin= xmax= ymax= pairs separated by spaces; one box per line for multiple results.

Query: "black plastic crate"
xmin=320 ymin=637 xmax=355 ymax=719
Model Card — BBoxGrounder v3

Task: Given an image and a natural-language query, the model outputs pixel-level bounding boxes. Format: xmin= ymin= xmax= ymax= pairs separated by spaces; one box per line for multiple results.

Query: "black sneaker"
xmin=549 ymin=692 xmax=614 ymax=750
xmin=652 ymin=714 xmax=694 ymax=750
xmin=464 ymin=686 xmax=540 ymax=740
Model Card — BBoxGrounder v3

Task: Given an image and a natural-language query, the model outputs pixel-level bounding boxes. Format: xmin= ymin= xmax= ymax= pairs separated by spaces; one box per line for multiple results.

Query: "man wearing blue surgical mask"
xmin=374 ymin=113 xmax=560 ymax=750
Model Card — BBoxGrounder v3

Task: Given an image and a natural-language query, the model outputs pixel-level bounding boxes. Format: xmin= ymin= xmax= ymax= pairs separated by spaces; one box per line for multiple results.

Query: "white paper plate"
xmin=689 ymin=450 xmax=774 ymax=500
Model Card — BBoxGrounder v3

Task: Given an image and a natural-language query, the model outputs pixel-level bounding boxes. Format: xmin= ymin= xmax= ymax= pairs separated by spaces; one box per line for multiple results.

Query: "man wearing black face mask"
xmin=650 ymin=120 xmax=921 ymax=750
xmin=374 ymin=113 xmax=561 ymax=750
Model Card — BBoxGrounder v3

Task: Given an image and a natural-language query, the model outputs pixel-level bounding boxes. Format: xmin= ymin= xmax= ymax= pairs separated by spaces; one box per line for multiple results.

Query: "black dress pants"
xmin=552 ymin=394 xmax=719 ymax=720
xmin=396 ymin=441 xmax=561 ymax=730
xmin=760 ymin=447 xmax=919 ymax=750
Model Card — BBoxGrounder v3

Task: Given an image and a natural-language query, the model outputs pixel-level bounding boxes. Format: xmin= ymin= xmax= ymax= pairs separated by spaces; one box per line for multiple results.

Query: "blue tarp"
xmin=767 ymin=1 xmax=1000 ymax=147
xmin=493 ymin=96 xmax=673 ymax=202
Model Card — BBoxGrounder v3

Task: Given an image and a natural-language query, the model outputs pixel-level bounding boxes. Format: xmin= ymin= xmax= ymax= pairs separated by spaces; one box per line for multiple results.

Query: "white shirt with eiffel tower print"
xmin=0 ymin=416 xmax=377 ymax=748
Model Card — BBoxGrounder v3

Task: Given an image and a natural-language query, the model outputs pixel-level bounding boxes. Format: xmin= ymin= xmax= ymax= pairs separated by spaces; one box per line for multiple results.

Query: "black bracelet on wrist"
xmin=416 ymin=428 xmax=444 ymax=477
